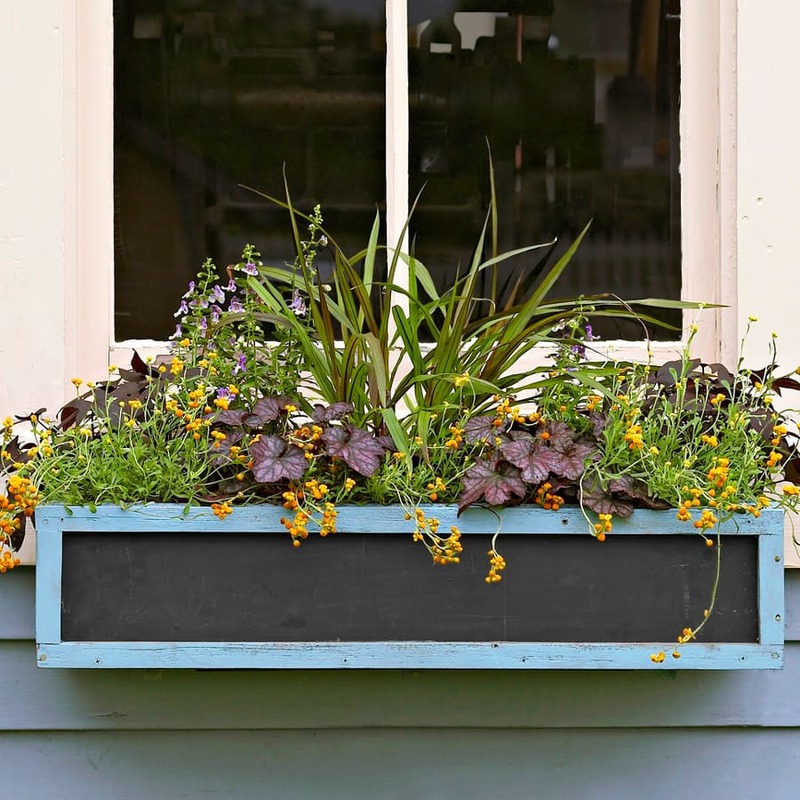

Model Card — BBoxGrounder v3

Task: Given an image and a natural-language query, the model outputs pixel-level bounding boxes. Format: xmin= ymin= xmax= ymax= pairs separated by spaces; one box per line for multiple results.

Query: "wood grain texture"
xmin=37 ymin=502 xmax=784 ymax=535
xmin=2 ymin=728 xmax=799 ymax=800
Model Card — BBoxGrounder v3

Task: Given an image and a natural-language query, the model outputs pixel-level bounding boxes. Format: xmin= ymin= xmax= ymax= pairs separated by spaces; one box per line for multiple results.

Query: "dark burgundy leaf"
xmin=770 ymin=376 xmax=800 ymax=395
xmin=245 ymin=396 xmax=294 ymax=427
xmin=540 ymin=420 xmax=575 ymax=447
xmin=110 ymin=383 xmax=146 ymax=402
xmin=748 ymin=408 xmax=773 ymax=439
xmin=582 ymin=493 xmax=635 ymax=518
xmin=463 ymin=415 xmax=499 ymax=444
xmin=117 ymin=368 xmax=148 ymax=383
xmin=8 ymin=513 xmax=26 ymax=551
xmin=589 ymin=411 xmax=608 ymax=437
xmin=215 ymin=409 xmax=250 ymax=427
xmin=207 ymin=428 xmax=246 ymax=465
xmin=249 ymin=435 xmax=307 ymax=484
xmin=703 ymin=362 xmax=735 ymax=387
xmin=0 ymin=437 xmax=34 ymax=468
xmin=500 ymin=436 xmax=560 ymax=484
xmin=131 ymin=350 xmax=161 ymax=378
xmin=783 ymin=456 xmax=800 ymax=485
xmin=458 ymin=459 xmax=527 ymax=513
xmin=311 ymin=402 xmax=354 ymax=423
xmin=14 ymin=408 xmax=46 ymax=423
xmin=550 ymin=439 xmax=597 ymax=480
xmin=376 ymin=434 xmax=397 ymax=452
xmin=60 ymin=398 xmax=93 ymax=430
xmin=321 ymin=425 xmax=387 ymax=476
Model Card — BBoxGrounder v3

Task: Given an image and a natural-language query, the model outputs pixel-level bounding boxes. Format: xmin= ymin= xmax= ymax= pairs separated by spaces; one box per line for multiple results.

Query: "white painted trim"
xmin=386 ymin=0 xmax=410 ymax=301
xmin=69 ymin=0 xmax=113 ymax=383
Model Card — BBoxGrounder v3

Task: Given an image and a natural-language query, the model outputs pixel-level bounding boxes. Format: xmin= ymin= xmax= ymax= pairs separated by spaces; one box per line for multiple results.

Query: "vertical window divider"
xmin=385 ymin=0 xmax=410 ymax=317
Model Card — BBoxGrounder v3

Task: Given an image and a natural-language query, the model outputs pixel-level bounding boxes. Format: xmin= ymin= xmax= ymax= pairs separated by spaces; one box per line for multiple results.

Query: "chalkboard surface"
xmin=60 ymin=532 xmax=759 ymax=643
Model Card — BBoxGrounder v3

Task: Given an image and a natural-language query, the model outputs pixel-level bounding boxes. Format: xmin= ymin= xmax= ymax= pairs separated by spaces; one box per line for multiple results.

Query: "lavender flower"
xmin=182 ymin=281 xmax=196 ymax=299
xmin=211 ymin=304 xmax=222 ymax=324
xmin=234 ymin=353 xmax=247 ymax=374
xmin=171 ymin=324 xmax=182 ymax=339
xmin=198 ymin=317 xmax=208 ymax=330
xmin=173 ymin=300 xmax=189 ymax=317
xmin=570 ymin=343 xmax=586 ymax=359
xmin=211 ymin=285 xmax=226 ymax=304
xmin=289 ymin=289 xmax=307 ymax=317
xmin=225 ymin=277 xmax=237 ymax=292
xmin=216 ymin=386 xmax=234 ymax=402
xmin=241 ymin=262 xmax=259 ymax=276
xmin=228 ymin=297 xmax=244 ymax=313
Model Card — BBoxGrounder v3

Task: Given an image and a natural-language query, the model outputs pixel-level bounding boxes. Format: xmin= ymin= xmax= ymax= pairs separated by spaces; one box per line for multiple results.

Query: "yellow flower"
xmin=453 ymin=372 xmax=470 ymax=388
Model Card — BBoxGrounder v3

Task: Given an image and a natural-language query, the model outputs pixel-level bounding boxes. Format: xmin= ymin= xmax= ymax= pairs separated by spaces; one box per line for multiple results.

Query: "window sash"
xmin=68 ymin=1 xmax=731 ymax=374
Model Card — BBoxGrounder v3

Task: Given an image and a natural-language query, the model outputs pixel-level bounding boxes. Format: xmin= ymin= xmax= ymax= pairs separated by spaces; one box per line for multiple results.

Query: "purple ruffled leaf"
xmin=500 ymin=435 xmax=560 ymax=485
xmin=249 ymin=435 xmax=308 ymax=484
xmin=458 ymin=459 xmax=527 ymax=513
xmin=311 ymin=402 xmax=354 ymax=423
xmin=321 ymin=425 xmax=387 ymax=476
xmin=244 ymin=396 xmax=295 ymax=427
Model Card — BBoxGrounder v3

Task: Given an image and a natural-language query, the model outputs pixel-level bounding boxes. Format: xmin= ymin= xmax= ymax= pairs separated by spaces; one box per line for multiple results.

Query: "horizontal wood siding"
xmin=2 ymin=729 xmax=800 ymax=800
xmin=3 ymin=567 xmax=800 ymax=797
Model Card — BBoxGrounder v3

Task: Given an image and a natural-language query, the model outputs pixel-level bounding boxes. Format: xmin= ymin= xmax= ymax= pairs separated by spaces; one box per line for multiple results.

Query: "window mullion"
xmin=385 ymin=0 xmax=410 ymax=307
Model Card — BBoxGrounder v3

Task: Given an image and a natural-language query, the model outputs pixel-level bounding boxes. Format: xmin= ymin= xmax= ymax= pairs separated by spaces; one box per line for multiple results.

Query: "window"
xmin=70 ymin=2 xmax=730 ymax=369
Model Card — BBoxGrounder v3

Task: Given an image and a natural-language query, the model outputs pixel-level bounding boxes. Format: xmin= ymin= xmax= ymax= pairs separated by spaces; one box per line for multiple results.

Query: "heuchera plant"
xmin=3 ymin=180 xmax=800 ymax=657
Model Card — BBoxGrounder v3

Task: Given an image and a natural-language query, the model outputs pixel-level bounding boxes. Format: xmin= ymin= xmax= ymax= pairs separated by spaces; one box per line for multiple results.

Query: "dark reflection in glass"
xmin=114 ymin=0 xmax=386 ymax=340
xmin=409 ymin=0 xmax=681 ymax=339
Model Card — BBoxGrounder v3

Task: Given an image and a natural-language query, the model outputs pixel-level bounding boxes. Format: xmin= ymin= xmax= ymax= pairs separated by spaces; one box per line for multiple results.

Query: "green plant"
xmin=3 ymin=177 xmax=800 ymax=660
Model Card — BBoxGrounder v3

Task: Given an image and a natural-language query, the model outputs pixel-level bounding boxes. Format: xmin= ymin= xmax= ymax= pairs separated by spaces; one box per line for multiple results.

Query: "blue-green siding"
xmin=4 ymin=567 xmax=800 ymax=798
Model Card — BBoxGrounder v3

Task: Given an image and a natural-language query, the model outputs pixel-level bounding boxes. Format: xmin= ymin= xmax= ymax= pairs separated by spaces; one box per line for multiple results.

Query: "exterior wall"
xmin=3 ymin=568 xmax=800 ymax=798
xmin=4 ymin=3 xmax=800 ymax=797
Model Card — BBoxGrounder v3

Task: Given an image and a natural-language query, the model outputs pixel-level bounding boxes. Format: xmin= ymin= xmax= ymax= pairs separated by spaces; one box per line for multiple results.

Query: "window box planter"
xmin=35 ymin=503 xmax=784 ymax=670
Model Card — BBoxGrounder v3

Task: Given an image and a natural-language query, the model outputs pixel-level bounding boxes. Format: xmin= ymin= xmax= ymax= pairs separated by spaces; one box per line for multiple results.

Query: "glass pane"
xmin=114 ymin=0 xmax=386 ymax=340
xmin=408 ymin=0 xmax=681 ymax=339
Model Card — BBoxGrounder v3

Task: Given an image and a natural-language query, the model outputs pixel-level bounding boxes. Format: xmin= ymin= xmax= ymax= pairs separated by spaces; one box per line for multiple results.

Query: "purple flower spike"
xmin=234 ymin=353 xmax=247 ymax=374
xmin=182 ymin=281 xmax=196 ymax=299
xmin=173 ymin=299 xmax=189 ymax=317
xmin=198 ymin=317 xmax=208 ymax=330
xmin=242 ymin=262 xmax=259 ymax=276
xmin=228 ymin=297 xmax=244 ymax=313
xmin=225 ymin=277 xmax=237 ymax=292
xmin=289 ymin=289 xmax=307 ymax=317
xmin=585 ymin=323 xmax=595 ymax=341
xmin=172 ymin=324 xmax=182 ymax=338
xmin=211 ymin=304 xmax=222 ymax=323
xmin=211 ymin=285 xmax=226 ymax=303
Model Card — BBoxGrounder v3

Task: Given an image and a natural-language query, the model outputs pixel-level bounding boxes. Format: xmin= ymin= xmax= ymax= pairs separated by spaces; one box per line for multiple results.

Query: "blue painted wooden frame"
xmin=35 ymin=504 xmax=785 ymax=670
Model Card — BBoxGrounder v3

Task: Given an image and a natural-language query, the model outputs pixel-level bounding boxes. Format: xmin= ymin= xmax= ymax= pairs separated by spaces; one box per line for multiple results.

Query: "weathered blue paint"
xmin=35 ymin=502 xmax=781 ymax=535
xmin=34 ymin=504 xmax=785 ymax=670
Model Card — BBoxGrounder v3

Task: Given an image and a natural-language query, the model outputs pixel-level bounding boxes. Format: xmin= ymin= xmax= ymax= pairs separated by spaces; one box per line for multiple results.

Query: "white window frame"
xmin=68 ymin=2 xmax=734 ymax=376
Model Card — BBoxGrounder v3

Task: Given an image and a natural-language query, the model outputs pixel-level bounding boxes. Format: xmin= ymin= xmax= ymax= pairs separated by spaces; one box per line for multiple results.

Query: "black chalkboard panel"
xmin=60 ymin=532 xmax=759 ymax=643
